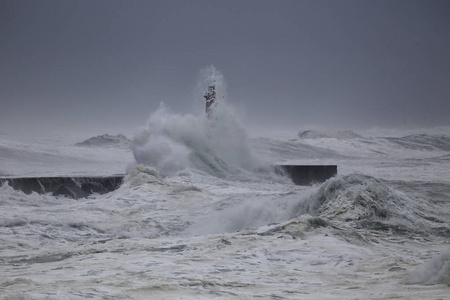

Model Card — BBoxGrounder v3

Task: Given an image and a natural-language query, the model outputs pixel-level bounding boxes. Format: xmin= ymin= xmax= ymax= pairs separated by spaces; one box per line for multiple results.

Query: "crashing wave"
xmin=122 ymin=165 xmax=165 ymax=187
xmin=294 ymin=174 xmax=450 ymax=237
xmin=131 ymin=66 xmax=262 ymax=178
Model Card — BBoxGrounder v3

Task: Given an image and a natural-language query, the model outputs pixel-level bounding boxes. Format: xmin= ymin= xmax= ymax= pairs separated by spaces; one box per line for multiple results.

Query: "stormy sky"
xmin=1 ymin=0 xmax=449 ymax=136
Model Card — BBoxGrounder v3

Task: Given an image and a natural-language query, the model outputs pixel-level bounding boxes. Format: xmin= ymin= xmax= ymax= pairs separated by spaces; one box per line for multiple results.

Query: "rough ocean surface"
xmin=1 ymin=126 xmax=450 ymax=299
xmin=1 ymin=69 xmax=449 ymax=299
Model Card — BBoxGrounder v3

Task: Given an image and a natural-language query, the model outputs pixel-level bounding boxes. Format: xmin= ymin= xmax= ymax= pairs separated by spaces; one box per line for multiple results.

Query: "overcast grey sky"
xmin=1 ymin=0 xmax=449 ymax=136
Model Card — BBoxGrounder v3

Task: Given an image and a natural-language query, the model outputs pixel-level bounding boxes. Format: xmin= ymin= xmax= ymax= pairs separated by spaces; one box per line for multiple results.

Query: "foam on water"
xmin=186 ymin=188 xmax=305 ymax=235
xmin=407 ymin=248 xmax=450 ymax=285
xmin=2 ymin=133 xmax=450 ymax=299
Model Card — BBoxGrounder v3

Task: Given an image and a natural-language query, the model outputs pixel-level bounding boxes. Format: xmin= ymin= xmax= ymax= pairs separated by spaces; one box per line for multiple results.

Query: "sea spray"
xmin=196 ymin=65 xmax=257 ymax=171
xmin=186 ymin=193 xmax=303 ymax=235
xmin=132 ymin=66 xmax=260 ymax=177
xmin=132 ymin=103 xmax=203 ymax=176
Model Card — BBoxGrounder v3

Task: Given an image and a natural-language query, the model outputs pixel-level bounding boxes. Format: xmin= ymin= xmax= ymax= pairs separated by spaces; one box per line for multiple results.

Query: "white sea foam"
xmin=2 ymin=129 xmax=449 ymax=299
xmin=408 ymin=248 xmax=450 ymax=285
xmin=132 ymin=104 xmax=199 ymax=176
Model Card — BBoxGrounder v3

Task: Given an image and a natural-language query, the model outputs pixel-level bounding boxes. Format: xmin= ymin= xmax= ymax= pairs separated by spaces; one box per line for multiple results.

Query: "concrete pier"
xmin=0 ymin=176 xmax=123 ymax=199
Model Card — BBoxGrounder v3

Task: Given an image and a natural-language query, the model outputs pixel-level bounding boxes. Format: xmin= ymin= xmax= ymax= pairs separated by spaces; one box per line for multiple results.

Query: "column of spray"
xmin=199 ymin=66 xmax=257 ymax=170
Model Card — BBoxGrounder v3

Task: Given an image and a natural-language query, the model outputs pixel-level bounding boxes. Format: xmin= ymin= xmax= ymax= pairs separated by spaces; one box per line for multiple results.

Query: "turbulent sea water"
xmin=1 ymin=125 xmax=450 ymax=299
xmin=1 ymin=72 xmax=449 ymax=299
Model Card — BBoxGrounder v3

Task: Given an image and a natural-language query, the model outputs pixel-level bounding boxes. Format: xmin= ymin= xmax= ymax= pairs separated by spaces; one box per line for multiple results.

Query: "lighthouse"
xmin=203 ymin=84 xmax=216 ymax=119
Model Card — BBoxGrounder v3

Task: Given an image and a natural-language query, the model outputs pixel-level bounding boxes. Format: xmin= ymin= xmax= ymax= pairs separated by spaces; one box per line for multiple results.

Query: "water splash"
xmin=131 ymin=66 xmax=259 ymax=177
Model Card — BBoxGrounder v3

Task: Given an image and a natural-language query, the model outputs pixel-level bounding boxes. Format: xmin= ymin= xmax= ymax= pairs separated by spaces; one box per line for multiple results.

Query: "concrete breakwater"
xmin=1 ymin=165 xmax=337 ymax=199
xmin=0 ymin=176 xmax=123 ymax=199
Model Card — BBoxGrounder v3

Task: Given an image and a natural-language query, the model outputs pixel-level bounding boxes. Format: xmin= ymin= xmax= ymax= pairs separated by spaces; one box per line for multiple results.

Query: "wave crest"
xmin=123 ymin=165 xmax=165 ymax=187
xmin=295 ymin=174 xmax=450 ymax=236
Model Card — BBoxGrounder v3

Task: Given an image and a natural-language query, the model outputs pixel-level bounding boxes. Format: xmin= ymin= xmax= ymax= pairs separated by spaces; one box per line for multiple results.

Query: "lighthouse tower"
xmin=203 ymin=84 xmax=216 ymax=119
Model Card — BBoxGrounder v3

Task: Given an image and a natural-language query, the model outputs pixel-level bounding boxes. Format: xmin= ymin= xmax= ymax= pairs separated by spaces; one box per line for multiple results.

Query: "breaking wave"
xmin=295 ymin=174 xmax=450 ymax=237
xmin=193 ymin=173 xmax=450 ymax=236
